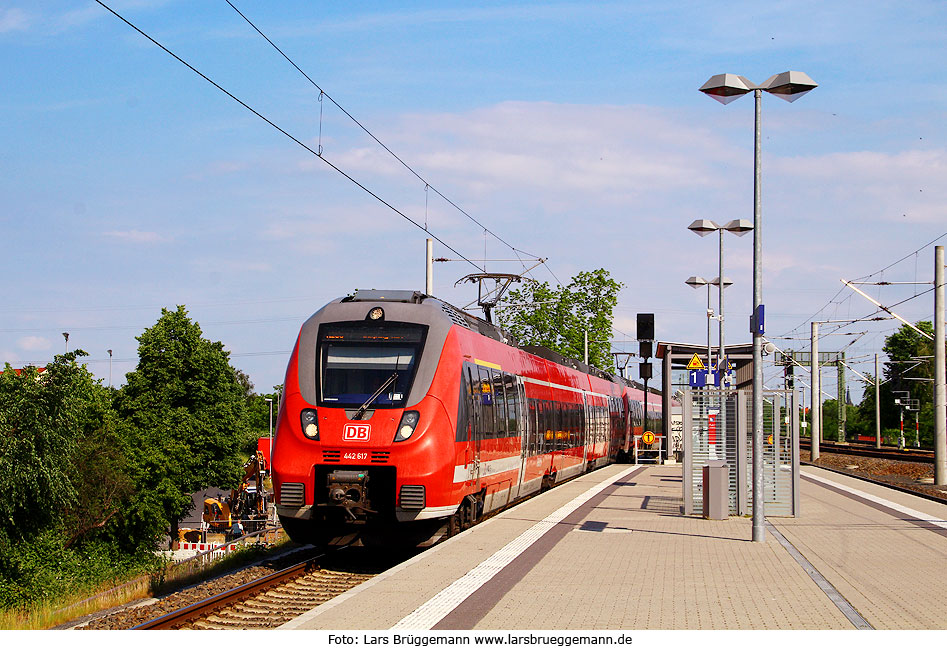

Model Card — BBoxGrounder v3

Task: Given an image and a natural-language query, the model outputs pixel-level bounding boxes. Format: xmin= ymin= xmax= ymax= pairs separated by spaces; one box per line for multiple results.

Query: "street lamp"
xmin=265 ymin=397 xmax=274 ymax=484
xmin=265 ymin=397 xmax=274 ymax=439
xmin=107 ymin=349 xmax=113 ymax=387
xmin=685 ymin=275 xmax=733 ymax=373
xmin=62 ymin=332 xmax=69 ymax=353
xmin=688 ymin=219 xmax=753 ymax=378
xmin=700 ymin=70 xmax=817 ymax=543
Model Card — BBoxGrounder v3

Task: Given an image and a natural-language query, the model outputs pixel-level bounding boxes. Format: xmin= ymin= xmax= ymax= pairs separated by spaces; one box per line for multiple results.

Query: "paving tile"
xmin=283 ymin=463 xmax=947 ymax=631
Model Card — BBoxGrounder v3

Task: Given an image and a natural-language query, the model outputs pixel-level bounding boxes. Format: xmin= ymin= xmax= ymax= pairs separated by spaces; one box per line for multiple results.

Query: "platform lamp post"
xmin=266 ymin=396 xmax=274 ymax=465
xmin=685 ymin=275 xmax=733 ymax=372
xmin=688 ymin=219 xmax=753 ymax=377
xmin=685 ymin=276 xmax=714 ymax=370
xmin=935 ymin=245 xmax=945 ymax=485
xmin=700 ymin=70 xmax=818 ymax=542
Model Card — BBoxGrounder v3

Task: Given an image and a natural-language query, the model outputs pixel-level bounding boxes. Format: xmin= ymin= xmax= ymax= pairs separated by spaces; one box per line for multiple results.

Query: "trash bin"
xmin=702 ymin=460 xmax=729 ymax=520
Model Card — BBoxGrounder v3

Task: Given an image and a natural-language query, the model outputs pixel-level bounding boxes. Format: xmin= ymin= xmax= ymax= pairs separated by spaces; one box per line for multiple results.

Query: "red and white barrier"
xmin=177 ymin=542 xmax=237 ymax=552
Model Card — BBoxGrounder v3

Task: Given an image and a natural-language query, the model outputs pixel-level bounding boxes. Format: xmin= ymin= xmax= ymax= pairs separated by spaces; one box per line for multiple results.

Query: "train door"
xmin=464 ymin=362 xmax=482 ymax=490
xmin=515 ymin=376 xmax=528 ymax=498
xmin=581 ymin=392 xmax=590 ymax=469
xmin=475 ymin=365 xmax=499 ymax=494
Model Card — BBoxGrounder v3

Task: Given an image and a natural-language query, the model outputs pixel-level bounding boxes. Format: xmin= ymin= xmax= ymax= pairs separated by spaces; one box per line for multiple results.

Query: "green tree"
xmin=0 ymin=352 xmax=138 ymax=609
xmin=0 ymin=352 xmax=131 ymax=543
xmin=881 ymin=321 xmax=936 ymax=446
xmin=240 ymin=370 xmax=282 ymax=458
xmin=245 ymin=386 xmax=282 ymax=434
xmin=496 ymin=268 xmax=623 ymax=370
xmin=115 ymin=306 xmax=248 ymax=543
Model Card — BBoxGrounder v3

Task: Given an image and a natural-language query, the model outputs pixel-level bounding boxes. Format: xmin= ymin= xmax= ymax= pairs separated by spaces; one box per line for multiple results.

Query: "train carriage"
xmin=271 ymin=289 xmax=662 ymax=546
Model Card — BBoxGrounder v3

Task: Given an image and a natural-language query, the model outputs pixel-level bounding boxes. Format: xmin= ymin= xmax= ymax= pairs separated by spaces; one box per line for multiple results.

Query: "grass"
xmin=0 ymin=529 xmax=293 ymax=630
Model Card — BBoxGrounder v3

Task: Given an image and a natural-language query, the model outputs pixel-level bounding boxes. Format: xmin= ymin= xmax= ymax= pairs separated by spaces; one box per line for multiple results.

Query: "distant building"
xmin=1 ymin=367 xmax=47 ymax=377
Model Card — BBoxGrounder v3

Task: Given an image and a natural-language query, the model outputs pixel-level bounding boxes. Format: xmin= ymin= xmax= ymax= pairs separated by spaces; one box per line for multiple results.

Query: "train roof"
xmin=339 ymin=288 xmax=636 ymax=390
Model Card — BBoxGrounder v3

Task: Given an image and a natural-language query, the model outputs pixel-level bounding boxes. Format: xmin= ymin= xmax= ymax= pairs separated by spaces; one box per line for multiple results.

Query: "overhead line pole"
xmin=934 ymin=246 xmax=945 ymax=485
xmin=811 ymin=322 xmax=820 ymax=462
xmin=875 ymin=353 xmax=881 ymax=450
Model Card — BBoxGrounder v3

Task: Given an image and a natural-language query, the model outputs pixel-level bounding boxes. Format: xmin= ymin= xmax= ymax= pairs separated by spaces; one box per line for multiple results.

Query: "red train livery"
xmin=272 ymin=289 xmax=661 ymax=546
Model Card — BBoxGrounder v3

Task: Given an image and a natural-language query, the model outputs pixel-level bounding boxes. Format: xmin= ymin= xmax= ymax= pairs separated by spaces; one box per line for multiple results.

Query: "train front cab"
xmin=272 ymin=295 xmax=463 ymax=546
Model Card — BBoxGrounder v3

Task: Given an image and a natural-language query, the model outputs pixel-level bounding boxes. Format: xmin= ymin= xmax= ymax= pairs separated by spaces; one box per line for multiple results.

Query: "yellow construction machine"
xmin=202 ymin=449 xmax=271 ymax=539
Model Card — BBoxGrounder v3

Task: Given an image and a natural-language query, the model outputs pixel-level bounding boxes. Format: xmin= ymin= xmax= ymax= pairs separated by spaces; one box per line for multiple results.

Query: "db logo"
xmin=342 ymin=423 xmax=371 ymax=442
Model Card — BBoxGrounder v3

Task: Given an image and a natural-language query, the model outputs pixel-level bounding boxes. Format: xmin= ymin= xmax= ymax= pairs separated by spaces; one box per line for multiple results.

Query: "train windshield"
xmin=317 ymin=322 xmax=427 ymax=408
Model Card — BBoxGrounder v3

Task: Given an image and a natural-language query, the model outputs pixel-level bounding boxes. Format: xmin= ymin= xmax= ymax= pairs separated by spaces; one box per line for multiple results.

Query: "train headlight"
xmin=300 ymin=408 xmax=319 ymax=440
xmin=394 ymin=410 xmax=419 ymax=442
xmin=367 ymin=306 xmax=384 ymax=321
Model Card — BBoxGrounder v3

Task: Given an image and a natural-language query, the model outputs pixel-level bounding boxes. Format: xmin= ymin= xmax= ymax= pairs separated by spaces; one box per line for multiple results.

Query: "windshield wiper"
xmin=353 ymin=372 xmax=398 ymax=420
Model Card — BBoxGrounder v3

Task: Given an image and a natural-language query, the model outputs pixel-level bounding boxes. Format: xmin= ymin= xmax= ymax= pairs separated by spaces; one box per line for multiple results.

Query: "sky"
xmin=2 ymin=0 xmax=946 ymax=402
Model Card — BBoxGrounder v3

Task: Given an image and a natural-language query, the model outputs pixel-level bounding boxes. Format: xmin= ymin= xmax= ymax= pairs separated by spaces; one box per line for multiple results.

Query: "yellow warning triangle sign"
xmin=686 ymin=354 xmax=705 ymax=370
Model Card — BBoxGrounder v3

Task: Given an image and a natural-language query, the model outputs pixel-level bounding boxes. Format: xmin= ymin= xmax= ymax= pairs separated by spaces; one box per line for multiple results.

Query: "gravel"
xmin=802 ymin=450 xmax=947 ymax=501
xmin=69 ymin=545 xmax=412 ymax=630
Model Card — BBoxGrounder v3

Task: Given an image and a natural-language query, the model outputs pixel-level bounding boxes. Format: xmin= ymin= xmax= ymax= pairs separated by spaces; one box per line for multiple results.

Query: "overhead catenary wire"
xmin=93 ymin=0 xmax=487 ymax=274
xmin=223 ymin=0 xmax=545 ymax=279
xmin=778 ymin=231 xmax=947 ymax=341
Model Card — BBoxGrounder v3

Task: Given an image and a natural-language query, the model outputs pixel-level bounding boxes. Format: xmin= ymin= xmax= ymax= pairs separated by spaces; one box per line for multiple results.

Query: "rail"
xmin=801 ymin=439 xmax=934 ymax=463
xmin=55 ymin=526 xmax=283 ymax=621
xmin=134 ymin=552 xmax=326 ymax=630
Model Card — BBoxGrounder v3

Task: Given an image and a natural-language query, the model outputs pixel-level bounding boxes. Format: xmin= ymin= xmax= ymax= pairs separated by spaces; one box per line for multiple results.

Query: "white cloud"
xmin=324 ymin=102 xmax=735 ymax=218
xmin=0 ymin=8 xmax=29 ymax=32
xmin=769 ymin=148 xmax=947 ymax=227
xmin=48 ymin=0 xmax=175 ymax=34
xmin=18 ymin=336 xmax=51 ymax=351
xmin=103 ymin=230 xmax=170 ymax=244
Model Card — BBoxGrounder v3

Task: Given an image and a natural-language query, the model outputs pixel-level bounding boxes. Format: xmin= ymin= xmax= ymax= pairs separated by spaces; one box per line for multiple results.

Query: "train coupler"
xmin=325 ymin=469 xmax=376 ymax=520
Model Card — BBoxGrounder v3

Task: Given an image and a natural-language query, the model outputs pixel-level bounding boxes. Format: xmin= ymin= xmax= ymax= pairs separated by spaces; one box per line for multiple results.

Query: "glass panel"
xmin=321 ymin=345 xmax=416 ymax=407
xmin=317 ymin=322 xmax=426 ymax=408
xmin=478 ymin=367 xmax=496 ymax=439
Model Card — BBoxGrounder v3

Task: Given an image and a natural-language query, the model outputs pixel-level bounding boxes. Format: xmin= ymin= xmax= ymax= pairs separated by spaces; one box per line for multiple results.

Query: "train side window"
xmin=555 ymin=402 xmax=563 ymax=450
xmin=536 ymin=400 xmax=544 ymax=453
xmin=478 ymin=366 xmax=497 ymax=439
xmin=540 ymin=400 xmax=550 ymax=453
xmin=503 ymin=373 xmax=518 ymax=439
xmin=533 ymin=400 xmax=540 ymax=452
xmin=515 ymin=378 xmax=526 ymax=439
xmin=467 ymin=363 xmax=483 ymax=441
xmin=528 ymin=398 xmax=538 ymax=454
xmin=456 ymin=366 xmax=470 ymax=442
xmin=563 ymin=402 xmax=571 ymax=448
xmin=492 ymin=371 xmax=506 ymax=438
xmin=546 ymin=400 xmax=555 ymax=453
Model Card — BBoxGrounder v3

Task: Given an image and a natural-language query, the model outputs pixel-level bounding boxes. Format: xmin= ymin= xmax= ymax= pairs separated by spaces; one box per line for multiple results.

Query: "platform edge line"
xmin=390 ymin=465 xmax=643 ymax=630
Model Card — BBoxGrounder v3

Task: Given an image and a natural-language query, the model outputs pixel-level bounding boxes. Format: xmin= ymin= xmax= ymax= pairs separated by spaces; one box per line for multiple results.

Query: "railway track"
xmin=800 ymin=438 xmax=934 ymax=463
xmin=801 ymin=442 xmax=947 ymax=506
xmin=135 ymin=550 xmax=378 ymax=629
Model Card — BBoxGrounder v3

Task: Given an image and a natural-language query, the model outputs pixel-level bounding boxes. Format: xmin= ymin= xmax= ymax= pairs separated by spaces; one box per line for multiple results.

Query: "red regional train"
xmin=271 ymin=289 xmax=662 ymax=546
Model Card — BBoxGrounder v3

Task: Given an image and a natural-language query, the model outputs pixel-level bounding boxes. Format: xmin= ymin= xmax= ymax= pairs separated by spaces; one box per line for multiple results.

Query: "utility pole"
xmin=874 ymin=353 xmax=881 ymax=450
xmin=837 ymin=352 xmax=846 ymax=442
xmin=810 ymin=322 xmax=820 ymax=461
xmin=934 ymin=245 xmax=945 ymax=484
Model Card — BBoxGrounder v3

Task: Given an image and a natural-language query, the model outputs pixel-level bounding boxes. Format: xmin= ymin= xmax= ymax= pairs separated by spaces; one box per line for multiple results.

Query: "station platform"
xmin=280 ymin=463 xmax=947 ymax=631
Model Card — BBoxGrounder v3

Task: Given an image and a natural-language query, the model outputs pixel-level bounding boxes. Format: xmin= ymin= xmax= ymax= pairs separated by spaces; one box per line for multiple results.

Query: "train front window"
xmin=318 ymin=322 xmax=426 ymax=409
